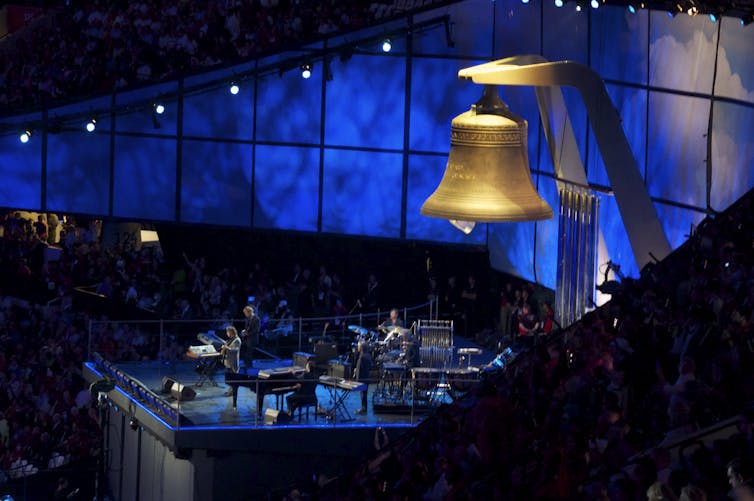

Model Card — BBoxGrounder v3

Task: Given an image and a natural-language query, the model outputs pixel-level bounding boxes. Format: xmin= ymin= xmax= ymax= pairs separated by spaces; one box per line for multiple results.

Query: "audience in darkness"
xmin=0 ymin=0 xmax=437 ymax=114
xmin=318 ymin=192 xmax=754 ymax=500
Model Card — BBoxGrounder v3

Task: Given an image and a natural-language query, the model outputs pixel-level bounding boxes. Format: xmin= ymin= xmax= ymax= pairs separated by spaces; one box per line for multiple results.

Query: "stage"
xmin=82 ymin=336 xmax=496 ymax=500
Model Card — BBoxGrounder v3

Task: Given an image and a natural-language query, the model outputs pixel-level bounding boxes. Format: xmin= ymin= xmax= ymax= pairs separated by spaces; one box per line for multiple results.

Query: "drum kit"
xmin=347 ymin=324 xmax=413 ymax=364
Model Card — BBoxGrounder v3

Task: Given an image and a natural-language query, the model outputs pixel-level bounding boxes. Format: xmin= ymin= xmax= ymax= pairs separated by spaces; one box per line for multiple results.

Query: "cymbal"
xmin=384 ymin=326 xmax=411 ymax=336
xmin=348 ymin=325 xmax=369 ymax=336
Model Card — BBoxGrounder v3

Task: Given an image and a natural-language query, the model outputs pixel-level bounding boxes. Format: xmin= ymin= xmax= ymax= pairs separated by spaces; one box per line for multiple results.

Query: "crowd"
xmin=321 ymin=190 xmax=754 ymax=500
xmin=0 ymin=0 xmax=435 ymax=114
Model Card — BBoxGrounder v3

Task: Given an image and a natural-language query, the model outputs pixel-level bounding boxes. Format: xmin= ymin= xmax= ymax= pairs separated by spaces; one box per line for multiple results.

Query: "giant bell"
xmin=420 ymin=86 xmax=553 ymax=224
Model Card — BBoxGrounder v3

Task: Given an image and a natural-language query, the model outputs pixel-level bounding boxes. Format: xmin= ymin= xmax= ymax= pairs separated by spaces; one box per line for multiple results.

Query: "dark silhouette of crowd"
xmin=318 ymin=190 xmax=754 ymax=500
xmin=0 ymin=0 xmax=443 ymax=114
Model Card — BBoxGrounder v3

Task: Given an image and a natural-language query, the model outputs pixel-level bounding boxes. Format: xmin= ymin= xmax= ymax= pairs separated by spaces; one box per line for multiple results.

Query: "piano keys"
xmin=197 ymin=331 xmax=227 ymax=347
xmin=317 ymin=375 xmax=366 ymax=421
xmin=186 ymin=345 xmax=223 ymax=387
xmin=318 ymin=375 xmax=366 ymax=392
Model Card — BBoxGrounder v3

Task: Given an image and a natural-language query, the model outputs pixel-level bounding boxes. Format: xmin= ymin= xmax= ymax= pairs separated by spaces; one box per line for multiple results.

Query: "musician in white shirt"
xmin=221 ymin=326 xmax=242 ymax=398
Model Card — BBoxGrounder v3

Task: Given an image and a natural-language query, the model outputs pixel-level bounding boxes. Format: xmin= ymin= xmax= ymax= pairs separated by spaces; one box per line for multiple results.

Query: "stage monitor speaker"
xmin=170 ymin=381 xmax=196 ymax=401
xmin=313 ymin=343 xmax=338 ymax=364
xmin=293 ymin=352 xmax=313 ymax=368
xmin=328 ymin=360 xmax=352 ymax=379
xmin=264 ymin=408 xmax=290 ymax=425
xmin=161 ymin=376 xmax=177 ymax=394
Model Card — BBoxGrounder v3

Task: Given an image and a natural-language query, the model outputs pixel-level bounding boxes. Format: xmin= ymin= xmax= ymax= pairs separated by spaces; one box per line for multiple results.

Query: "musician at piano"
xmin=285 ymin=360 xmax=318 ymax=415
xmin=240 ymin=305 xmax=260 ymax=369
xmin=354 ymin=341 xmax=373 ymax=415
xmin=221 ymin=326 xmax=243 ymax=398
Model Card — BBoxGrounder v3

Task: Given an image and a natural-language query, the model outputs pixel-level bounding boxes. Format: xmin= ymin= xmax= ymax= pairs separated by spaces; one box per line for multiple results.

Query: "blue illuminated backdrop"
xmin=2 ymin=0 xmax=754 ymax=291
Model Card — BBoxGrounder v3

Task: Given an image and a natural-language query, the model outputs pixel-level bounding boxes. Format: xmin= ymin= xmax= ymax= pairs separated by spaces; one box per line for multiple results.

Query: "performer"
xmin=221 ymin=326 xmax=243 ymax=404
xmin=240 ymin=305 xmax=260 ymax=370
xmin=354 ymin=342 xmax=373 ymax=415
xmin=286 ymin=360 xmax=318 ymax=415
xmin=379 ymin=308 xmax=404 ymax=349
xmin=401 ymin=331 xmax=420 ymax=368
xmin=379 ymin=308 xmax=404 ymax=330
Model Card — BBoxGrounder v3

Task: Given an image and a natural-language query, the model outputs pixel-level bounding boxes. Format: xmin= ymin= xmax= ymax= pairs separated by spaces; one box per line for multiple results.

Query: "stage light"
xmin=153 ymin=102 xmax=165 ymax=115
xmin=709 ymin=12 xmax=717 ymax=22
xmin=300 ymin=63 xmax=312 ymax=79
xmin=85 ymin=118 xmax=97 ymax=133
xmin=555 ymin=0 xmax=563 ymax=7
xmin=628 ymin=4 xmax=636 ymax=13
xmin=521 ymin=0 xmax=530 ymax=4
xmin=129 ymin=418 xmax=139 ymax=430
xmin=229 ymin=82 xmax=240 ymax=95
xmin=381 ymin=38 xmax=392 ymax=53
xmin=19 ymin=130 xmax=32 ymax=143
xmin=741 ymin=14 xmax=754 ymax=25
xmin=591 ymin=0 xmax=599 ymax=9
xmin=576 ymin=3 xmax=583 ymax=12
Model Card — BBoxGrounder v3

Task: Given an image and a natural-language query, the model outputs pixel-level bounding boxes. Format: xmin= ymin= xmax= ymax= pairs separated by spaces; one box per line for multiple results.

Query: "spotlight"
xmin=709 ymin=12 xmax=718 ymax=22
xmin=521 ymin=0 xmax=530 ymax=3
xmin=576 ymin=3 xmax=583 ymax=12
xmin=300 ymin=63 xmax=312 ymax=79
xmin=591 ymin=0 xmax=599 ymax=9
xmin=229 ymin=82 xmax=240 ymax=95
xmin=687 ymin=5 xmax=698 ymax=16
xmin=628 ymin=4 xmax=636 ymax=13
xmin=555 ymin=0 xmax=563 ymax=7
xmin=381 ymin=38 xmax=392 ymax=53
xmin=85 ymin=118 xmax=97 ymax=133
xmin=129 ymin=418 xmax=139 ymax=431
xmin=19 ymin=129 xmax=32 ymax=143
xmin=153 ymin=102 xmax=165 ymax=115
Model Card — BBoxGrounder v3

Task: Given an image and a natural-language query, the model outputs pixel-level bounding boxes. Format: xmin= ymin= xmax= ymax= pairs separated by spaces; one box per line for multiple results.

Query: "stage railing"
xmin=86 ymin=300 xmax=438 ymax=363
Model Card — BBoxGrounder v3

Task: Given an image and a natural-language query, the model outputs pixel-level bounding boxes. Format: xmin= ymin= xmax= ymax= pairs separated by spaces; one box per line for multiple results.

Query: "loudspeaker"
xmin=161 ymin=376 xmax=176 ymax=394
xmin=328 ymin=359 xmax=352 ymax=379
xmin=293 ymin=352 xmax=313 ymax=368
xmin=169 ymin=381 xmax=196 ymax=401
xmin=264 ymin=408 xmax=290 ymax=425
xmin=313 ymin=343 xmax=338 ymax=364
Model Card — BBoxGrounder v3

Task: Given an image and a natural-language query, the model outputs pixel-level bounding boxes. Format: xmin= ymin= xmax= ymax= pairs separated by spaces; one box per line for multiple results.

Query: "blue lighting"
xmin=591 ymin=0 xmax=599 ymax=9
xmin=628 ymin=4 xmax=636 ymax=13
xmin=555 ymin=0 xmax=563 ymax=7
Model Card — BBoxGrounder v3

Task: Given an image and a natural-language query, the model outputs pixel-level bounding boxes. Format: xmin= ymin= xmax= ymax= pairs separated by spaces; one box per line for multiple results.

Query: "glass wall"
xmin=2 ymin=0 xmax=753 ymax=289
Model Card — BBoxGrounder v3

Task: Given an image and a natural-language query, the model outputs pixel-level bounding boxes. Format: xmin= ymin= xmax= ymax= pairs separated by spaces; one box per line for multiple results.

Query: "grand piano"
xmin=226 ymin=366 xmax=304 ymax=414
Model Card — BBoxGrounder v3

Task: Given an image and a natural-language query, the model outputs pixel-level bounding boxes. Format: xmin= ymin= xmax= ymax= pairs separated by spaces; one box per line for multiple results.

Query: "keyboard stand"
xmin=194 ymin=355 xmax=222 ymax=387
xmin=320 ymin=385 xmax=355 ymax=422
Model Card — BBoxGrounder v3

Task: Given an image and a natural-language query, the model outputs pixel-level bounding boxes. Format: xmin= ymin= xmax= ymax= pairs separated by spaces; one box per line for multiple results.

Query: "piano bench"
xmin=270 ymin=387 xmax=297 ymax=411
xmin=289 ymin=398 xmax=319 ymax=421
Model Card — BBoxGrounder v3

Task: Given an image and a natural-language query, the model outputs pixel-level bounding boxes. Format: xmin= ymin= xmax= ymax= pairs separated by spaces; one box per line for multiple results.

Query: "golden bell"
xmin=420 ymin=86 xmax=553 ymax=224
